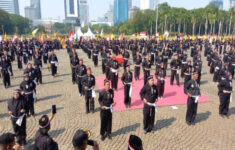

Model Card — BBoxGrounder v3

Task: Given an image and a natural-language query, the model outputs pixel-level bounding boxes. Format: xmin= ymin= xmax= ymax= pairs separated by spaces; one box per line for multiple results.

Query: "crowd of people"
xmin=0 ymin=36 xmax=234 ymax=149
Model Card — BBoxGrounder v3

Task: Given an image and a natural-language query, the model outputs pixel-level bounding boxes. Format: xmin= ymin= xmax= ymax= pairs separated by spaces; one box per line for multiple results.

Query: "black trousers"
xmin=25 ymin=94 xmax=35 ymax=116
xmin=144 ymin=71 xmax=150 ymax=85
xmin=229 ymin=65 xmax=235 ymax=79
xmin=11 ymin=116 xmax=26 ymax=146
xmin=77 ymin=77 xmax=84 ymax=95
xmin=23 ymin=55 xmax=28 ymax=64
xmin=184 ymin=75 xmax=191 ymax=94
xmin=213 ymin=71 xmax=220 ymax=82
xmin=150 ymin=54 xmax=154 ymax=65
xmin=124 ymin=84 xmax=131 ymax=106
xmin=210 ymin=63 xmax=214 ymax=74
xmin=43 ymin=55 xmax=48 ymax=64
xmin=100 ymin=110 xmax=112 ymax=136
xmin=17 ymin=59 xmax=23 ymax=69
xmin=106 ymin=67 xmax=110 ymax=80
xmin=143 ymin=104 xmax=155 ymax=132
xmin=170 ymin=70 xmax=179 ymax=85
xmin=219 ymin=93 xmax=231 ymax=115
xmin=110 ymin=72 xmax=118 ymax=90
xmin=134 ymin=66 xmax=140 ymax=80
xmin=93 ymin=56 xmax=98 ymax=66
xmin=157 ymin=82 xmax=165 ymax=97
xmin=85 ymin=90 xmax=94 ymax=113
xmin=71 ymin=68 xmax=76 ymax=83
xmin=2 ymin=71 xmax=10 ymax=87
xmin=51 ymin=64 xmax=57 ymax=76
xmin=186 ymin=97 xmax=198 ymax=123
xmin=36 ymin=68 xmax=42 ymax=84
xmin=102 ymin=60 xmax=106 ymax=74
xmin=197 ymin=72 xmax=201 ymax=86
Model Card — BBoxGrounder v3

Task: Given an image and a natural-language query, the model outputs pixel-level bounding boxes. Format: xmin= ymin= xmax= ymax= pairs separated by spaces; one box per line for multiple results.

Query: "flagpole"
xmin=156 ymin=0 xmax=159 ymax=34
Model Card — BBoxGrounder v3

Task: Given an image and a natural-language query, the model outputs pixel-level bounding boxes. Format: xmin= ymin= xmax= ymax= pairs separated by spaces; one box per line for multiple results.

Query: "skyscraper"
xmin=0 ymin=0 xmax=19 ymax=14
xmin=114 ymin=0 xmax=128 ymax=24
xmin=140 ymin=0 xmax=156 ymax=10
xmin=129 ymin=6 xmax=139 ymax=19
xmin=64 ymin=0 xmax=80 ymax=24
xmin=230 ymin=0 xmax=235 ymax=9
xmin=79 ymin=0 xmax=89 ymax=27
xmin=210 ymin=0 xmax=223 ymax=10
xmin=25 ymin=0 xmax=41 ymax=20
xmin=128 ymin=0 xmax=132 ymax=10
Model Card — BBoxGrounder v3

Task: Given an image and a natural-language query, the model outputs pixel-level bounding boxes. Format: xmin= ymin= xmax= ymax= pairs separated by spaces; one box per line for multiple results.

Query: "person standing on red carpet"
xmin=121 ymin=63 xmax=133 ymax=108
xmin=140 ymin=76 xmax=158 ymax=134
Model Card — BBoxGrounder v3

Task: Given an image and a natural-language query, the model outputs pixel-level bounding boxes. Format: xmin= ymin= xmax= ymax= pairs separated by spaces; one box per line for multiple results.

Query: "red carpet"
xmin=96 ymin=75 xmax=211 ymax=112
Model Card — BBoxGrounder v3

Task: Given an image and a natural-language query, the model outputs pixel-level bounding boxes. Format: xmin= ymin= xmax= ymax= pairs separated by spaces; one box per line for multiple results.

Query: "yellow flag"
xmin=4 ymin=32 xmax=7 ymax=41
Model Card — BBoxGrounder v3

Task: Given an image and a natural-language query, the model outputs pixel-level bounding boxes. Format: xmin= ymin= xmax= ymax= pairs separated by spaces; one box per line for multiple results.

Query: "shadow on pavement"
xmin=37 ymin=94 xmax=62 ymax=102
xmin=229 ymin=107 xmax=235 ymax=116
xmin=35 ymin=107 xmax=64 ymax=117
xmin=49 ymin=128 xmax=66 ymax=138
xmin=153 ymin=117 xmax=176 ymax=131
xmin=112 ymin=123 xmax=140 ymax=137
xmin=196 ymin=111 xmax=211 ymax=123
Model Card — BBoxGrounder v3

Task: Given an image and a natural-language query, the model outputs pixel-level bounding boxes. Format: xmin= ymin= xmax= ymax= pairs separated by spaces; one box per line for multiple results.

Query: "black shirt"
xmin=140 ymin=84 xmax=158 ymax=103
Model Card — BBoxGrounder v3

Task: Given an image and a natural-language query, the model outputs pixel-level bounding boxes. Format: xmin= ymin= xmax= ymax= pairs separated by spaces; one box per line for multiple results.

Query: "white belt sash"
xmin=104 ymin=105 xmax=114 ymax=113
xmin=145 ymin=102 xmax=157 ymax=112
xmin=11 ymin=114 xmax=25 ymax=126
xmin=192 ymin=95 xmax=200 ymax=103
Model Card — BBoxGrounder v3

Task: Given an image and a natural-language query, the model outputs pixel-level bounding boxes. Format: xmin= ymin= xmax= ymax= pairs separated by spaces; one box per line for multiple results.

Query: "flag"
xmin=0 ymin=36 xmax=2 ymax=42
xmin=68 ymin=30 xmax=74 ymax=41
xmin=164 ymin=30 xmax=169 ymax=39
xmin=140 ymin=31 xmax=147 ymax=36
xmin=32 ymin=28 xmax=39 ymax=37
xmin=156 ymin=32 xmax=159 ymax=37
xmin=4 ymin=32 xmax=7 ymax=41
xmin=13 ymin=33 xmax=18 ymax=41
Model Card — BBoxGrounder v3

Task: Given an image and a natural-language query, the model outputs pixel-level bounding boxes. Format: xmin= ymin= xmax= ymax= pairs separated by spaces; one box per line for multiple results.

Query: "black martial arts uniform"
xmin=140 ymin=83 xmax=158 ymax=132
xmin=75 ymin=64 xmax=87 ymax=96
xmin=183 ymin=64 xmax=192 ymax=94
xmin=8 ymin=95 xmax=27 ymax=146
xmin=0 ymin=59 xmax=11 ymax=88
xmin=185 ymin=79 xmax=200 ymax=124
xmin=218 ymin=78 xmax=233 ymax=116
xmin=121 ymin=71 xmax=133 ymax=107
xmin=92 ymin=49 xmax=99 ymax=67
xmin=35 ymin=130 xmax=58 ymax=150
xmin=170 ymin=59 xmax=181 ymax=86
xmin=110 ymin=59 xmax=119 ymax=90
xmin=70 ymin=56 xmax=79 ymax=84
xmin=134 ymin=55 xmax=142 ymax=80
xmin=142 ymin=60 xmax=151 ymax=85
xmin=157 ymin=68 xmax=165 ymax=98
xmin=98 ymin=89 xmax=114 ymax=137
xmin=82 ymin=74 xmax=96 ymax=113
xmin=48 ymin=54 xmax=58 ymax=76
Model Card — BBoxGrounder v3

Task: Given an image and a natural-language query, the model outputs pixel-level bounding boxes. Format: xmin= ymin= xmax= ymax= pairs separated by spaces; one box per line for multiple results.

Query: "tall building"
xmin=114 ymin=0 xmax=128 ymax=24
xmin=129 ymin=6 xmax=139 ymax=19
xmin=140 ymin=0 xmax=156 ymax=10
xmin=128 ymin=0 xmax=132 ymax=10
xmin=79 ymin=0 xmax=89 ymax=27
xmin=0 ymin=0 xmax=19 ymax=14
xmin=25 ymin=0 xmax=41 ymax=20
xmin=230 ymin=0 xmax=235 ymax=9
xmin=210 ymin=0 xmax=223 ymax=10
xmin=64 ymin=0 xmax=80 ymax=24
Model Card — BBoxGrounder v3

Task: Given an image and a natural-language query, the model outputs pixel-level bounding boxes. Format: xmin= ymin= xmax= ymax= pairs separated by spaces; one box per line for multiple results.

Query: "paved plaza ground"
xmin=0 ymin=49 xmax=234 ymax=150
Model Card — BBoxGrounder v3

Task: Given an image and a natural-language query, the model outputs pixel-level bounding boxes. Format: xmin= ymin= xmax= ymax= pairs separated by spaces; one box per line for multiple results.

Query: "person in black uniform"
xmin=193 ymin=57 xmax=202 ymax=86
xmin=185 ymin=71 xmax=201 ymax=125
xmin=213 ymin=56 xmax=222 ymax=83
xmin=142 ymin=55 xmax=151 ymax=85
xmin=24 ymin=63 xmax=37 ymax=82
xmin=134 ymin=51 xmax=142 ymax=81
xmin=155 ymin=51 xmax=163 ymax=77
xmin=0 ymin=56 xmax=11 ymax=88
xmin=105 ymin=53 xmax=112 ymax=80
xmin=16 ymin=46 xmax=23 ymax=70
xmin=183 ymin=60 xmax=192 ymax=94
xmin=123 ymin=47 xmax=130 ymax=71
xmin=180 ymin=50 xmax=188 ymax=78
xmin=35 ymin=114 xmax=58 ymax=150
xmin=48 ymin=50 xmax=58 ymax=77
xmin=127 ymin=135 xmax=143 ymax=150
xmin=170 ymin=54 xmax=181 ymax=86
xmin=42 ymin=44 xmax=49 ymax=64
xmin=82 ymin=67 xmax=96 ymax=113
xmin=3 ymin=50 xmax=13 ymax=76
xmin=70 ymin=53 xmax=79 ymax=84
xmin=121 ymin=63 xmax=133 ymax=108
xmin=218 ymin=72 xmax=233 ymax=117
xmin=0 ymin=132 xmax=22 ymax=150
xmin=8 ymin=89 xmax=27 ymax=146
xmin=92 ymin=45 xmax=99 ymax=67
xmin=140 ymin=76 xmax=158 ymax=134
xmin=110 ymin=55 xmax=119 ymax=90
xmin=34 ymin=54 xmax=42 ymax=85
xmin=101 ymin=46 xmax=107 ymax=74
xmin=20 ymin=74 xmax=36 ymax=117
xmin=75 ymin=59 xmax=87 ymax=96
xmin=156 ymin=63 xmax=165 ymax=100
xmin=98 ymin=79 xmax=116 ymax=141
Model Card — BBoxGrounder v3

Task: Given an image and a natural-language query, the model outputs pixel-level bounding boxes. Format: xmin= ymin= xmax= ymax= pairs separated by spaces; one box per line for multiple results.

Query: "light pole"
xmin=156 ymin=0 xmax=159 ymax=34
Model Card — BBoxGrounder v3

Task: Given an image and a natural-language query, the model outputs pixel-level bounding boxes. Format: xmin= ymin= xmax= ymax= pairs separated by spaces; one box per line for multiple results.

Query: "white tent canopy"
xmin=75 ymin=26 xmax=84 ymax=37
xmin=84 ymin=27 xmax=95 ymax=39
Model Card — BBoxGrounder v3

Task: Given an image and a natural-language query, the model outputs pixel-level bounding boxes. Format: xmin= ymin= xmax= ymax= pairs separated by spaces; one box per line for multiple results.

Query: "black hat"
xmin=39 ymin=115 xmax=50 ymax=129
xmin=128 ymin=135 xmax=143 ymax=150
xmin=72 ymin=129 xmax=90 ymax=148
xmin=0 ymin=133 xmax=15 ymax=146
xmin=147 ymin=75 xmax=153 ymax=80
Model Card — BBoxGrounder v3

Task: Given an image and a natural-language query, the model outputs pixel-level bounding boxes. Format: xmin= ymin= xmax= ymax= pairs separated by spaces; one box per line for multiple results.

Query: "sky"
xmin=18 ymin=0 xmax=231 ymax=21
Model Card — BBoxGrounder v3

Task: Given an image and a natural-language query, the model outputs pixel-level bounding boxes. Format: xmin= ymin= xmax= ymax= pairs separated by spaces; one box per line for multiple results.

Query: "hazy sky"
xmin=18 ymin=0 xmax=230 ymax=21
